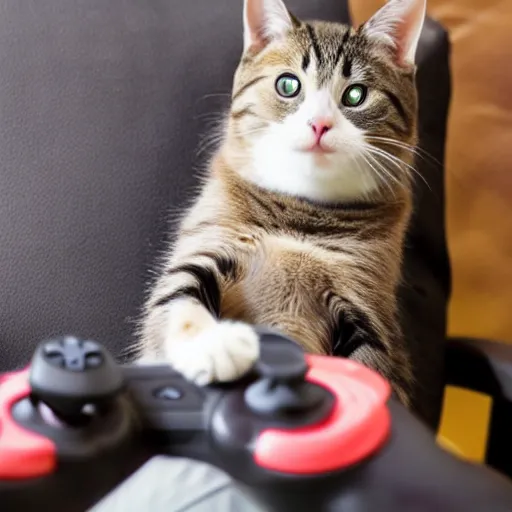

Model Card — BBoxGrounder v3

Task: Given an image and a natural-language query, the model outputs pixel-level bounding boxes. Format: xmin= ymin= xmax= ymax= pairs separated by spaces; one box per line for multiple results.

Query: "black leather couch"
xmin=0 ymin=0 xmax=450 ymax=428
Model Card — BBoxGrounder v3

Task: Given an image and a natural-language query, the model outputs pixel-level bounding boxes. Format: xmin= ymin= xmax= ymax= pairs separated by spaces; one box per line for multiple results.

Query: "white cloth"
xmin=90 ymin=456 xmax=264 ymax=511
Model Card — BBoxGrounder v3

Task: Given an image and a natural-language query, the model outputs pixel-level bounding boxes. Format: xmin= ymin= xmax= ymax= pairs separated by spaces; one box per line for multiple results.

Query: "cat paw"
xmin=165 ymin=299 xmax=217 ymax=340
xmin=165 ymin=321 xmax=260 ymax=386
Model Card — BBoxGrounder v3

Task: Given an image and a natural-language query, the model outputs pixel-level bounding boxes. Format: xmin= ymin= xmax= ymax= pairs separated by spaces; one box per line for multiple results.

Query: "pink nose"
xmin=310 ymin=119 xmax=333 ymax=142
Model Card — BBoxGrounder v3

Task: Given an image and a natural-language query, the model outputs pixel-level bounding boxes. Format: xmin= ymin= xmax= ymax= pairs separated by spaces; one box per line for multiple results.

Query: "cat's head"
xmin=224 ymin=0 xmax=426 ymax=203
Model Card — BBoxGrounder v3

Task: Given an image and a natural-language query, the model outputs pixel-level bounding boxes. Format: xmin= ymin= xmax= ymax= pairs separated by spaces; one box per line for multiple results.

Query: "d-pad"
xmin=42 ymin=337 xmax=103 ymax=371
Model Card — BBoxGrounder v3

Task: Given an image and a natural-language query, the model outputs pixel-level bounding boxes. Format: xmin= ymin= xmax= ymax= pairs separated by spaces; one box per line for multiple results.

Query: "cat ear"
xmin=361 ymin=0 xmax=426 ymax=67
xmin=243 ymin=0 xmax=296 ymax=52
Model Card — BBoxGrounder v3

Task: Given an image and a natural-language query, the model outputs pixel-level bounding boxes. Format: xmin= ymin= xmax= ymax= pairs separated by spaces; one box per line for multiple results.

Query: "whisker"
xmin=194 ymin=112 xmax=226 ymax=122
xmin=237 ymin=128 xmax=266 ymax=137
xmin=195 ymin=92 xmax=232 ymax=104
xmin=365 ymin=135 xmax=442 ymax=168
xmin=196 ymin=133 xmax=225 ymax=157
xmin=367 ymin=146 xmax=431 ymax=191
xmin=353 ymin=156 xmax=377 ymax=201
xmin=365 ymin=135 xmax=423 ymax=154
xmin=367 ymin=145 xmax=413 ymax=172
xmin=337 ymin=140 xmax=401 ymax=196
xmin=351 ymin=155 xmax=367 ymax=197
xmin=195 ymin=124 xmax=267 ymax=159
xmin=368 ymin=153 xmax=404 ymax=192
xmin=361 ymin=152 xmax=396 ymax=196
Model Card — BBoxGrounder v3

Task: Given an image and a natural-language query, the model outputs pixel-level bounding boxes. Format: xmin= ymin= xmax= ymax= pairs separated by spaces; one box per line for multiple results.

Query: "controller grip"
xmin=243 ymin=399 xmax=512 ymax=512
xmin=356 ymin=400 xmax=512 ymax=511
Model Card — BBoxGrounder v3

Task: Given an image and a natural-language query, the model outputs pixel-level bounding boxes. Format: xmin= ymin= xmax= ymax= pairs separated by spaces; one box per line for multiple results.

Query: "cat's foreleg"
xmin=138 ymin=254 xmax=259 ymax=385
xmin=350 ymin=344 xmax=413 ymax=408
xmin=333 ymin=300 xmax=413 ymax=408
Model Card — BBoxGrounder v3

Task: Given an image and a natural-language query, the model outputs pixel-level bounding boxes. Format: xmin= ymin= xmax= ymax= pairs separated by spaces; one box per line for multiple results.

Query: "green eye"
xmin=342 ymin=85 xmax=367 ymax=107
xmin=275 ymin=74 xmax=301 ymax=98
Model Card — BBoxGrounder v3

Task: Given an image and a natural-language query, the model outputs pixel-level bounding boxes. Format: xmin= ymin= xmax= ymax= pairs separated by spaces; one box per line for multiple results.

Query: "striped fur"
xmin=136 ymin=0 xmax=427 ymax=409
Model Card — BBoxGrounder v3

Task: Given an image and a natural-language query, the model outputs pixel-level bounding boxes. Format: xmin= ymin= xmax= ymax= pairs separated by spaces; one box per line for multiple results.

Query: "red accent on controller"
xmin=254 ymin=355 xmax=391 ymax=474
xmin=0 ymin=370 xmax=57 ymax=479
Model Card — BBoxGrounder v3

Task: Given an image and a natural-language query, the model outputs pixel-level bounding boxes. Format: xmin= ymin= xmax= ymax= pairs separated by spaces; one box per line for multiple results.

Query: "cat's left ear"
xmin=243 ymin=0 xmax=297 ymax=53
xmin=361 ymin=0 xmax=426 ymax=67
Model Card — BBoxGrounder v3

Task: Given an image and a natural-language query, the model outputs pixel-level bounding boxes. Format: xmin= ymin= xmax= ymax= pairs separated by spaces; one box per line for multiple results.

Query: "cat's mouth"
xmin=300 ymin=143 xmax=336 ymax=155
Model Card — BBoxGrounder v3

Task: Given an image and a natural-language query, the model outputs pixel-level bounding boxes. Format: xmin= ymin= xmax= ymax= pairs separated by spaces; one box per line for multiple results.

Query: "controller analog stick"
xmin=29 ymin=337 xmax=124 ymax=424
xmin=42 ymin=338 xmax=104 ymax=371
xmin=245 ymin=333 xmax=328 ymax=416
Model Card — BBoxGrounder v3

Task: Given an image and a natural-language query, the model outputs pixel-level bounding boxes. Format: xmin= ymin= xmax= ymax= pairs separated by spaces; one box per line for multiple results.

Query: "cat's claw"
xmin=165 ymin=321 xmax=260 ymax=385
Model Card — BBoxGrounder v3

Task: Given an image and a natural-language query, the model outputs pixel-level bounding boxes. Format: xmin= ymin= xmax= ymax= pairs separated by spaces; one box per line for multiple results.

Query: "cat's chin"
xmin=294 ymin=147 xmax=340 ymax=170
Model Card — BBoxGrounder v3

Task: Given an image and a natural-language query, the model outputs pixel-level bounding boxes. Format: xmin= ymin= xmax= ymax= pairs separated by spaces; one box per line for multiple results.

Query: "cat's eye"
xmin=275 ymin=74 xmax=301 ymax=98
xmin=342 ymin=85 xmax=367 ymax=107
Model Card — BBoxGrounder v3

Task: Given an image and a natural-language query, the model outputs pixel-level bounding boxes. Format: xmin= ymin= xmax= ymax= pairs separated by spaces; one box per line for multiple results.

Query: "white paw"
xmin=165 ymin=299 xmax=216 ymax=340
xmin=165 ymin=321 xmax=260 ymax=386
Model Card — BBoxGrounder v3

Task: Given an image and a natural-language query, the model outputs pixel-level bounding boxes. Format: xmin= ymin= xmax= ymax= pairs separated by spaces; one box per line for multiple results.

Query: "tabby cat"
xmin=135 ymin=0 xmax=427 ymax=408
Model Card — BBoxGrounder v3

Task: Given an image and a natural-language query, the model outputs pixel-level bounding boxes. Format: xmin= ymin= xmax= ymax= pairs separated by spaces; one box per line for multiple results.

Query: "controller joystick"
xmin=29 ymin=336 xmax=124 ymax=424
xmin=245 ymin=332 xmax=327 ymax=416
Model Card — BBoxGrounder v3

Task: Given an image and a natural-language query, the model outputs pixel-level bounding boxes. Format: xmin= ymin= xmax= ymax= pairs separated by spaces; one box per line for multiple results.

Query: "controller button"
xmin=43 ymin=337 xmax=104 ymax=372
xmin=29 ymin=337 xmax=124 ymax=424
xmin=154 ymin=386 xmax=183 ymax=401
xmin=253 ymin=355 xmax=391 ymax=474
xmin=0 ymin=370 xmax=56 ymax=479
xmin=257 ymin=336 xmax=308 ymax=382
xmin=245 ymin=378 xmax=325 ymax=416
xmin=249 ymin=332 xmax=330 ymax=416
xmin=247 ymin=333 xmax=327 ymax=416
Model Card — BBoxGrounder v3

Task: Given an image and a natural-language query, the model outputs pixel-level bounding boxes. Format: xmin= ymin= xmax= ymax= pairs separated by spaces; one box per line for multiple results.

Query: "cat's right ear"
xmin=243 ymin=0 xmax=296 ymax=53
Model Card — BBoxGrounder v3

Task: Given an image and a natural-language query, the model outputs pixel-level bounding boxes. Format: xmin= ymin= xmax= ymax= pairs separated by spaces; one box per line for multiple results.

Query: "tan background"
xmin=350 ymin=0 xmax=512 ymax=343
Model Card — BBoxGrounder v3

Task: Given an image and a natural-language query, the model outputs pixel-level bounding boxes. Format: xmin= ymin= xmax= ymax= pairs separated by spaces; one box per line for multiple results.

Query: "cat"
xmin=135 ymin=0 xmax=427 ymax=409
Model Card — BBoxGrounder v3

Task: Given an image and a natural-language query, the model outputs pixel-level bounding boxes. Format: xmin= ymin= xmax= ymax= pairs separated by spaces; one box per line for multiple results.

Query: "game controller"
xmin=2 ymin=331 xmax=512 ymax=512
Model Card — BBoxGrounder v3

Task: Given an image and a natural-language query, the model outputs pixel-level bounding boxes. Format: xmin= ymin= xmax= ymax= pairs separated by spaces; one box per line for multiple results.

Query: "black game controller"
xmin=2 ymin=331 xmax=512 ymax=512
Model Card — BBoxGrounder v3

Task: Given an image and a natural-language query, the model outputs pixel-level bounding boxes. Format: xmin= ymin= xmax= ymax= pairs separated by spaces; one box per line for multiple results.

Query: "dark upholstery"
xmin=399 ymin=19 xmax=452 ymax=427
xmin=0 ymin=1 xmax=450 ymax=428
